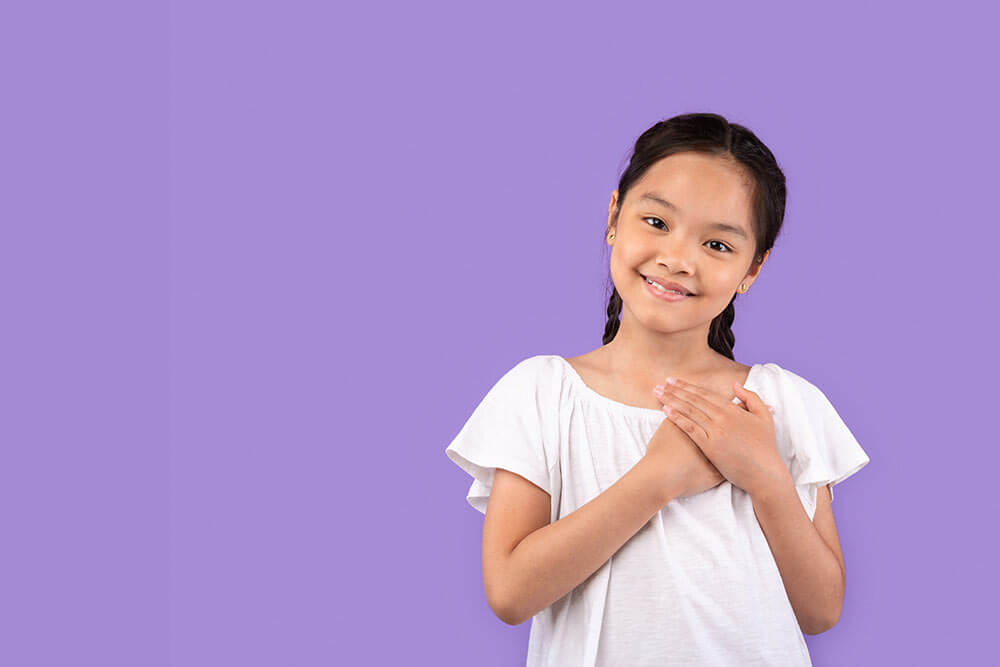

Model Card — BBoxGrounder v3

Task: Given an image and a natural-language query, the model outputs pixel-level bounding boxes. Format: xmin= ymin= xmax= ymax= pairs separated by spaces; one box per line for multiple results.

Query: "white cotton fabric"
xmin=445 ymin=354 xmax=871 ymax=666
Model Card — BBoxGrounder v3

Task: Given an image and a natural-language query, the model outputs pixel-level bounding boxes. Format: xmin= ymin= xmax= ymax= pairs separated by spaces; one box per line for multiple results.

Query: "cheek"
xmin=607 ymin=254 xmax=636 ymax=286
xmin=699 ymin=270 xmax=743 ymax=295
xmin=609 ymin=245 xmax=645 ymax=275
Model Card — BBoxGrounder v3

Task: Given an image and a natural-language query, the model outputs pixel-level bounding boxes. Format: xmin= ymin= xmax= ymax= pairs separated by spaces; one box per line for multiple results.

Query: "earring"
xmin=739 ymin=282 xmax=747 ymax=293
xmin=607 ymin=233 xmax=615 ymax=241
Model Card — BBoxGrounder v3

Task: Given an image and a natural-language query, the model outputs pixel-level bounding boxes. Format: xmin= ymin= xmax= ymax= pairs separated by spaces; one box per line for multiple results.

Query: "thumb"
xmin=733 ymin=383 xmax=774 ymax=415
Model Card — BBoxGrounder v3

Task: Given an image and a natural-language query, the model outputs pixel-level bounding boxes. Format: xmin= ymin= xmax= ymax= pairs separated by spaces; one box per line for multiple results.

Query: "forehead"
xmin=630 ymin=153 xmax=753 ymax=223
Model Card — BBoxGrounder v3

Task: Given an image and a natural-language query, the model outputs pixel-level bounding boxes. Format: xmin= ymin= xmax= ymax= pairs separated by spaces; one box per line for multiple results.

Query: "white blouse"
xmin=446 ymin=354 xmax=871 ymax=666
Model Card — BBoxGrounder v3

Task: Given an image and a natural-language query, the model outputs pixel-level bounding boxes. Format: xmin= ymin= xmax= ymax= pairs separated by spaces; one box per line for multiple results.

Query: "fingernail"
xmin=653 ymin=385 xmax=664 ymax=395
xmin=665 ymin=377 xmax=677 ymax=384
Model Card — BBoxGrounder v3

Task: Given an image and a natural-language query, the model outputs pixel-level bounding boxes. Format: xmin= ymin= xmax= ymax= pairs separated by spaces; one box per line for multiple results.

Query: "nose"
xmin=655 ymin=237 xmax=696 ymax=274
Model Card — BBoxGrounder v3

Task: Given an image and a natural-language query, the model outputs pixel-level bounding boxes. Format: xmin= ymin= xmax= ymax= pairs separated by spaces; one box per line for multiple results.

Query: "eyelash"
xmin=641 ymin=216 xmax=734 ymax=253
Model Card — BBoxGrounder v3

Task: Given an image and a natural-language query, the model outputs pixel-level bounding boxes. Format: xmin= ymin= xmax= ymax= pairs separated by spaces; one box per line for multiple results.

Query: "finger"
xmin=664 ymin=377 xmax=731 ymax=412
xmin=732 ymin=384 xmax=769 ymax=416
xmin=660 ymin=389 xmax=714 ymax=428
xmin=662 ymin=380 xmax=722 ymax=423
xmin=737 ymin=399 xmax=773 ymax=413
xmin=662 ymin=403 xmax=708 ymax=443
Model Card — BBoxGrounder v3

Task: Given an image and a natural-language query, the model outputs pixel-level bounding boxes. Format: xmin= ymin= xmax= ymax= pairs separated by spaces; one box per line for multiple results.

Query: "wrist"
xmin=750 ymin=468 xmax=796 ymax=506
xmin=635 ymin=455 xmax=680 ymax=507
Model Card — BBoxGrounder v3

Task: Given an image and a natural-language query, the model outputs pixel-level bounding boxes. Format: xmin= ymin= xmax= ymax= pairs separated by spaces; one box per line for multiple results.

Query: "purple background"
xmin=2 ymin=0 xmax=996 ymax=664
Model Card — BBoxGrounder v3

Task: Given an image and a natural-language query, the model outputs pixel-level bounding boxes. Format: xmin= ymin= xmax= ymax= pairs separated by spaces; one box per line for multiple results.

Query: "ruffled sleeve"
xmin=775 ymin=367 xmax=871 ymax=520
xmin=445 ymin=356 xmax=558 ymax=516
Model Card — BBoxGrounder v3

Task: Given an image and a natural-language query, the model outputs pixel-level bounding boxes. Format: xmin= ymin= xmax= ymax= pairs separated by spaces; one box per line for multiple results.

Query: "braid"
xmin=707 ymin=296 xmax=737 ymax=360
xmin=602 ymin=288 xmax=623 ymax=345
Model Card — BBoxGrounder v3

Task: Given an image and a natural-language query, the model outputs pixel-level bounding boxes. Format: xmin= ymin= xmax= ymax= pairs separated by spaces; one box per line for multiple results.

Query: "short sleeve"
xmin=445 ymin=357 xmax=555 ymax=515
xmin=777 ymin=368 xmax=871 ymax=518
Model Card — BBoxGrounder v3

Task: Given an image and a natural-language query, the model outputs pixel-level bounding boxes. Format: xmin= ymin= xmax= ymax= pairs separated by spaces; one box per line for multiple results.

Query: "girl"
xmin=445 ymin=112 xmax=870 ymax=666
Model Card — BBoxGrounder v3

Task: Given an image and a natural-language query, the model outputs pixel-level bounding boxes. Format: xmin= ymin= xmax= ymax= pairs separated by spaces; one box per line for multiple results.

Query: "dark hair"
xmin=602 ymin=112 xmax=787 ymax=359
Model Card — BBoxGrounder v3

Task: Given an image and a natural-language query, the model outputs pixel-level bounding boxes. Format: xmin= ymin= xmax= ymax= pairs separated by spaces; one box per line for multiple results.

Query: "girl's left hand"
xmin=653 ymin=376 xmax=790 ymax=499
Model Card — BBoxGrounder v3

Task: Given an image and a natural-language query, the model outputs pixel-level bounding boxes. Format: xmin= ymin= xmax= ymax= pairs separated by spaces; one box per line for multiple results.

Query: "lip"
xmin=641 ymin=275 xmax=695 ymax=301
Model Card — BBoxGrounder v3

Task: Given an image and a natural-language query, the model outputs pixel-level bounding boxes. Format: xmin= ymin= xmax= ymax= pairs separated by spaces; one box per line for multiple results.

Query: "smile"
xmin=642 ymin=275 xmax=693 ymax=302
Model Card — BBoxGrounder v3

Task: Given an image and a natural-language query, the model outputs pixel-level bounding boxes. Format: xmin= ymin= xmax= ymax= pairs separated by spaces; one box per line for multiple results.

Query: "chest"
xmin=579 ymin=364 xmax=751 ymax=411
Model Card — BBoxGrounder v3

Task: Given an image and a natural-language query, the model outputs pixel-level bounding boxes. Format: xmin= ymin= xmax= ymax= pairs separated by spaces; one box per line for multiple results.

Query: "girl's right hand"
xmin=643 ymin=415 xmax=725 ymax=501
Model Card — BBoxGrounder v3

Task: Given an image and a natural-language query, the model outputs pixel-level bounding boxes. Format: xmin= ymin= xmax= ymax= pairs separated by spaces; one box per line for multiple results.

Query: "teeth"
xmin=645 ymin=278 xmax=686 ymax=295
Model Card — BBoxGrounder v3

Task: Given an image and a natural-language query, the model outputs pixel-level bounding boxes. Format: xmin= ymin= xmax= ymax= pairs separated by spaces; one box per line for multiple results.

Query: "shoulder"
xmin=752 ymin=361 xmax=816 ymax=391
xmin=759 ymin=363 xmax=830 ymax=402
xmin=485 ymin=355 xmax=564 ymax=399
xmin=506 ymin=354 xmax=564 ymax=381
xmin=753 ymin=363 xmax=852 ymax=428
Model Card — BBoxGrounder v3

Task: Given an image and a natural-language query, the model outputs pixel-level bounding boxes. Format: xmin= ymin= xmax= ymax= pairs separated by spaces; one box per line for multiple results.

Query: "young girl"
xmin=445 ymin=112 xmax=871 ymax=666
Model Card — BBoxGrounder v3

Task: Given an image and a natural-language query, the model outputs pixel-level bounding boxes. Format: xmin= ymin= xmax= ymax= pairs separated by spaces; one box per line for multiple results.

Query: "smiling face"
xmin=607 ymin=151 xmax=768 ymax=336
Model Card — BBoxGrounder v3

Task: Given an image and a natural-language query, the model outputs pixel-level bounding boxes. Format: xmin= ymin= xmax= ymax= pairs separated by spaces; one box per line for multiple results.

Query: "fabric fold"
xmin=775 ymin=367 xmax=871 ymax=506
xmin=445 ymin=356 xmax=558 ymax=515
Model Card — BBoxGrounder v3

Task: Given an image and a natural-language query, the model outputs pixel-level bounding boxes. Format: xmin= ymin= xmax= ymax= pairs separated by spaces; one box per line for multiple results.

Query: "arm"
xmin=751 ymin=474 xmax=845 ymax=635
xmin=496 ymin=458 xmax=671 ymax=626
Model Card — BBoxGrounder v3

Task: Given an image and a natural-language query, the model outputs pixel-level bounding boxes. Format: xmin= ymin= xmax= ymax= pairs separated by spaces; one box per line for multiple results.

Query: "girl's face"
xmin=607 ymin=152 xmax=766 ymax=333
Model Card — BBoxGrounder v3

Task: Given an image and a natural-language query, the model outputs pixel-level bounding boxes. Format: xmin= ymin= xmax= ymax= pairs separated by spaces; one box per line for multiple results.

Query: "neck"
xmin=601 ymin=313 xmax=725 ymax=381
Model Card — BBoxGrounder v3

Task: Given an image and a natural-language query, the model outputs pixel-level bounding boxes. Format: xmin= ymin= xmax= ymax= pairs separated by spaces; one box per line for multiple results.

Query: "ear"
xmin=607 ymin=191 xmax=619 ymax=242
xmin=741 ymin=248 xmax=770 ymax=287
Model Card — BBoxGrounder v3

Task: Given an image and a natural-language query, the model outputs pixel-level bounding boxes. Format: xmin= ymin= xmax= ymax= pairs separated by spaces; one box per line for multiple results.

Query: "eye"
xmin=641 ymin=217 xmax=734 ymax=253
xmin=706 ymin=240 xmax=733 ymax=253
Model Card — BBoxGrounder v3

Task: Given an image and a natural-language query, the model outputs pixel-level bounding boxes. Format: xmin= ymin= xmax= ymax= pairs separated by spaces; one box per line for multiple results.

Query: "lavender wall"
xmin=2 ymin=0 xmax=995 ymax=664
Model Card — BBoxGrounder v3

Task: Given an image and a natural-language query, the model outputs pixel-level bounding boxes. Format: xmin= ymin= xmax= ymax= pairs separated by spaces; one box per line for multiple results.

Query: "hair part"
xmin=602 ymin=112 xmax=787 ymax=359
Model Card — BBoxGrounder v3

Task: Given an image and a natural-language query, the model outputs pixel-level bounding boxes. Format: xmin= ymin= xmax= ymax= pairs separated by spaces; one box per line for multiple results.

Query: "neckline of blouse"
xmin=551 ymin=355 xmax=763 ymax=418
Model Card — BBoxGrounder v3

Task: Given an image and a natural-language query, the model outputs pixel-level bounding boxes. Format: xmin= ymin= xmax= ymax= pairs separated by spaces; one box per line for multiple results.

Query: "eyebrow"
xmin=636 ymin=192 xmax=749 ymax=240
